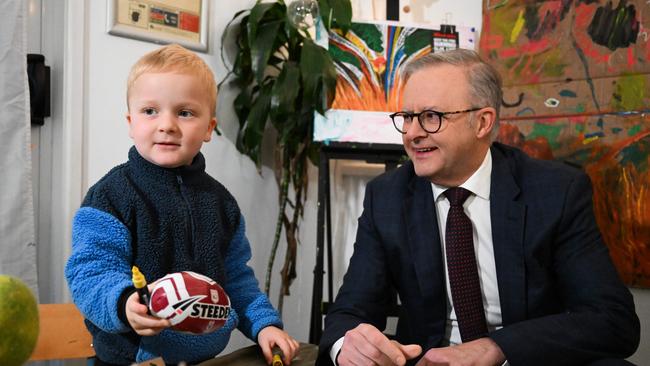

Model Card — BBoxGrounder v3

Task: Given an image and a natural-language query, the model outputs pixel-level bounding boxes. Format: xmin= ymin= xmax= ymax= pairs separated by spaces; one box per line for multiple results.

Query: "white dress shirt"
xmin=330 ymin=150 xmax=504 ymax=364
xmin=431 ymin=149 xmax=503 ymax=345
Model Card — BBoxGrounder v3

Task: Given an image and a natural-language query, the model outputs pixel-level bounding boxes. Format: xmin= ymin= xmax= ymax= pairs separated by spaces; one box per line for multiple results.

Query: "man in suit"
xmin=316 ymin=49 xmax=640 ymax=366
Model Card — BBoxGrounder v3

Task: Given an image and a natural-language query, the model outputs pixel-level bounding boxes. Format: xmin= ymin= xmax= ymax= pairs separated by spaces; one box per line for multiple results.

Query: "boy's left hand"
xmin=125 ymin=287 xmax=171 ymax=336
xmin=257 ymin=326 xmax=300 ymax=365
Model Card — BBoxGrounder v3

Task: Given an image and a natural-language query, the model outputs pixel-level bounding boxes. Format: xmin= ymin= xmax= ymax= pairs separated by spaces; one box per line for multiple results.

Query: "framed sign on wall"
xmin=106 ymin=0 xmax=208 ymax=52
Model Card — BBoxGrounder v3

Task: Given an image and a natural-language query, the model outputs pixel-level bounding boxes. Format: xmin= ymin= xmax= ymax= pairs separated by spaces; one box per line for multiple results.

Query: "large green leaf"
xmin=238 ymin=82 xmax=273 ymax=165
xmin=277 ymin=114 xmax=299 ymax=146
xmin=247 ymin=2 xmax=280 ymax=47
xmin=233 ymin=89 xmax=252 ymax=128
xmin=245 ymin=1 xmax=288 ymax=82
xmin=317 ymin=0 xmax=352 ymax=33
xmin=270 ymin=61 xmax=300 ymax=122
xmin=251 ymin=20 xmax=284 ymax=83
xmin=230 ymin=15 xmax=253 ymax=82
xmin=300 ymin=38 xmax=337 ymax=115
xmin=220 ymin=9 xmax=248 ymax=77
xmin=284 ymin=24 xmax=306 ymax=58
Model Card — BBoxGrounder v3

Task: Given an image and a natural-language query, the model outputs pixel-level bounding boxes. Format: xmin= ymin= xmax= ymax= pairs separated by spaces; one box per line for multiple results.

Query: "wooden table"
xmin=29 ymin=303 xmax=95 ymax=361
xmin=198 ymin=343 xmax=318 ymax=366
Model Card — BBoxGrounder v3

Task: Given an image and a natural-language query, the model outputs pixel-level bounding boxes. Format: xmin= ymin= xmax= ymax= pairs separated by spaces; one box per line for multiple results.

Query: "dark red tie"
xmin=444 ymin=187 xmax=488 ymax=342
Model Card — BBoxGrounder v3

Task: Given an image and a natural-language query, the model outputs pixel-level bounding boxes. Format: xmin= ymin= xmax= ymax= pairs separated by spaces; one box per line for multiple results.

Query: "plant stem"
xmin=264 ymin=160 xmax=290 ymax=296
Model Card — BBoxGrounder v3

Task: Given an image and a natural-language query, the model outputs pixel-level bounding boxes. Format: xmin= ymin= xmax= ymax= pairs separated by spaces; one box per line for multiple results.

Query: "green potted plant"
xmin=220 ymin=0 xmax=351 ymax=313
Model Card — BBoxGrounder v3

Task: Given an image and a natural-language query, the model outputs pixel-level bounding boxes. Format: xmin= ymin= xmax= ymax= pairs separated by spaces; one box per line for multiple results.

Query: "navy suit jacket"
xmin=317 ymin=143 xmax=639 ymax=366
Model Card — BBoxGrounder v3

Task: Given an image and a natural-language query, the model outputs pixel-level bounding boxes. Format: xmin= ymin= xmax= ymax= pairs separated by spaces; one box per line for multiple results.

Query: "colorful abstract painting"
xmin=314 ymin=21 xmax=477 ymax=144
xmin=479 ymin=0 xmax=650 ymax=287
xmin=328 ymin=22 xmax=461 ymax=111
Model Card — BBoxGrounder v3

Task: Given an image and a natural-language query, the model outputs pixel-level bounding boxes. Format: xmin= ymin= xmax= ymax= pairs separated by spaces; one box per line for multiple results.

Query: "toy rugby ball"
xmin=149 ymin=271 xmax=230 ymax=334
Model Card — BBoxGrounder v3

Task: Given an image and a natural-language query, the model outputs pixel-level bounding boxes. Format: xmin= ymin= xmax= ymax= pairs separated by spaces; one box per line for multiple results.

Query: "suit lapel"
xmin=490 ymin=145 xmax=527 ymax=325
xmin=404 ymin=176 xmax=445 ymax=298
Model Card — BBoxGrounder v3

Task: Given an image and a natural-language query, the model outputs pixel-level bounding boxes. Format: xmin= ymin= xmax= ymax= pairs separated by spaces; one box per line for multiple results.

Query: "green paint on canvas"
xmin=351 ymin=23 xmax=384 ymax=52
xmin=564 ymin=147 xmax=602 ymax=166
xmin=575 ymin=123 xmax=585 ymax=133
xmin=490 ymin=8 xmax=519 ymax=39
xmin=628 ymin=124 xmax=641 ymax=137
xmin=329 ymin=45 xmax=360 ymax=69
xmin=540 ymin=49 xmax=567 ymax=77
xmin=617 ymin=138 xmax=650 ymax=171
xmin=528 ymin=123 xmax=565 ymax=149
xmin=404 ymin=29 xmax=432 ymax=57
xmin=610 ymin=74 xmax=647 ymax=112
xmin=559 ymin=89 xmax=577 ymax=98
xmin=514 ymin=57 xmax=528 ymax=76
xmin=504 ymin=57 xmax=518 ymax=70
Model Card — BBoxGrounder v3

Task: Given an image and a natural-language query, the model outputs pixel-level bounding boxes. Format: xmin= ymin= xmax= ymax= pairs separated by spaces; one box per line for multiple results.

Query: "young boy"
xmin=65 ymin=44 xmax=299 ymax=365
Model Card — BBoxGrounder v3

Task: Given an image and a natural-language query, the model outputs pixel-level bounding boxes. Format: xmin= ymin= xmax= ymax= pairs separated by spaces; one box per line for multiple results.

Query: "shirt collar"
xmin=432 ymin=149 xmax=492 ymax=201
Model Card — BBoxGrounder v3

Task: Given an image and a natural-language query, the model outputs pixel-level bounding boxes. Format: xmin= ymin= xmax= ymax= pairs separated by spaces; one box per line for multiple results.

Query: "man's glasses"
xmin=389 ymin=107 xmax=483 ymax=134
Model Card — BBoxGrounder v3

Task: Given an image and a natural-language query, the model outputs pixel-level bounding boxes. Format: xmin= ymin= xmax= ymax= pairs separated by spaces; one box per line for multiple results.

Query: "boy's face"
xmin=127 ymin=72 xmax=217 ymax=168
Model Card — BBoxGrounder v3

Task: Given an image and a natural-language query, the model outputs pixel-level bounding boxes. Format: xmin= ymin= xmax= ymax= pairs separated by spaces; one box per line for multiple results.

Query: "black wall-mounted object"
xmin=27 ymin=54 xmax=51 ymax=126
xmin=432 ymin=24 xmax=460 ymax=52
xmin=387 ymin=0 xmax=399 ymax=20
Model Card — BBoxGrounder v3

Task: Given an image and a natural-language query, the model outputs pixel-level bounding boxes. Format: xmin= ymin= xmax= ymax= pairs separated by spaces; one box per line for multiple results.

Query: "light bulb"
xmin=287 ymin=0 xmax=319 ymax=30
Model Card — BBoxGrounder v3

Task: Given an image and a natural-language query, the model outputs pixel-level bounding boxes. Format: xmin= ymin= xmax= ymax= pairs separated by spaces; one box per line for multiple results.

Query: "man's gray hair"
xmin=402 ymin=49 xmax=503 ymax=141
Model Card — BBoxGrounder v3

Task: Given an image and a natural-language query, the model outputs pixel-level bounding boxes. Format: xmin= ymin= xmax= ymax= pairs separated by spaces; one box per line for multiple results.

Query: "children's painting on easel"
xmin=479 ymin=0 xmax=650 ymax=287
xmin=314 ymin=21 xmax=476 ymax=144
xmin=328 ymin=22 xmax=459 ymax=112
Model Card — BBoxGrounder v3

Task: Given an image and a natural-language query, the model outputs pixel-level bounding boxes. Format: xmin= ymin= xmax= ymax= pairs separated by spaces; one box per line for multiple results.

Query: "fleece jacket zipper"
xmin=177 ymin=175 xmax=196 ymax=259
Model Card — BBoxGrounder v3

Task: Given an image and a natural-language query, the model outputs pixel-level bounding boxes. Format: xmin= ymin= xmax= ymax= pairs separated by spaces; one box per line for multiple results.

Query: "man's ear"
xmin=475 ymin=107 xmax=497 ymax=139
xmin=204 ymin=117 xmax=217 ymax=142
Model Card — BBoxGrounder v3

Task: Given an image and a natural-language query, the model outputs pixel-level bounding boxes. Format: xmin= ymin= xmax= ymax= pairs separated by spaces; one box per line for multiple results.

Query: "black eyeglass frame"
xmin=389 ymin=107 xmax=483 ymax=134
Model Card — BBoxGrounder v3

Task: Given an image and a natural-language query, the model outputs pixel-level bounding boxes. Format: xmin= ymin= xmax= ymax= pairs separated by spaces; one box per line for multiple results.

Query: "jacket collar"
xmin=128 ymin=146 xmax=207 ymax=185
xmin=404 ymin=163 xmax=444 ymax=299
xmin=489 ymin=143 xmax=527 ymax=325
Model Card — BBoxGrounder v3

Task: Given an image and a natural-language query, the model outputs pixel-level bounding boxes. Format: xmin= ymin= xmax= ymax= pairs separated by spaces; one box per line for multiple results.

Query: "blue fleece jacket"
xmin=65 ymin=147 xmax=282 ymax=364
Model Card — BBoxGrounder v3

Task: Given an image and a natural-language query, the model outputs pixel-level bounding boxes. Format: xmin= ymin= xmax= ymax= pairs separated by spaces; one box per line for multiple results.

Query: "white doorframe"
xmin=56 ymin=0 xmax=86 ymax=303
xmin=28 ymin=0 xmax=86 ymax=304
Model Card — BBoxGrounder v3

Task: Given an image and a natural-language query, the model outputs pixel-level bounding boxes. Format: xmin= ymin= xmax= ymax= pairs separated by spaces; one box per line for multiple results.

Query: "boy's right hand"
xmin=125 ymin=289 xmax=171 ymax=336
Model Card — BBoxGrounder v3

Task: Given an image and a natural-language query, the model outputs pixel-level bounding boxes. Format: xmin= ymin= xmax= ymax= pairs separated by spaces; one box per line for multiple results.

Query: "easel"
xmin=308 ymin=142 xmax=406 ymax=344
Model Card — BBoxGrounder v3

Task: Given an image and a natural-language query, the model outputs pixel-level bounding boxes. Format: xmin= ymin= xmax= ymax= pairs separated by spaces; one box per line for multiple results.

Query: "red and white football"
xmin=149 ymin=271 xmax=231 ymax=334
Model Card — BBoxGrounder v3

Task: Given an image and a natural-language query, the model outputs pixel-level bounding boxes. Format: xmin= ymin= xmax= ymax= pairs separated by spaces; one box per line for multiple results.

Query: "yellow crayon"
xmin=272 ymin=354 xmax=284 ymax=366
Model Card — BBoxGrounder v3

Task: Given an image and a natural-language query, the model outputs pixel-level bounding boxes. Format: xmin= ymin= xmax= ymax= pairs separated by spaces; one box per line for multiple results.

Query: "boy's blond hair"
xmin=127 ymin=44 xmax=217 ymax=115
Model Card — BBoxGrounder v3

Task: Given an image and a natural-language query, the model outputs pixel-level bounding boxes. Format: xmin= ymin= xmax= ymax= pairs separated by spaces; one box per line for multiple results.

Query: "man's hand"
xmin=337 ymin=323 xmax=422 ymax=366
xmin=125 ymin=290 xmax=170 ymax=336
xmin=415 ymin=338 xmax=506 ymax=366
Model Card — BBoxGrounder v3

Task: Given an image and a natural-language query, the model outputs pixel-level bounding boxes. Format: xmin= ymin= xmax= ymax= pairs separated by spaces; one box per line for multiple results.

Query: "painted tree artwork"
xmin=479 ymin=0 xmax=650 ymax=287
xmin=313 ymin=21 xmax=468 ymax=144
xmin=328 ymin=22 xmax=458 ymax=112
